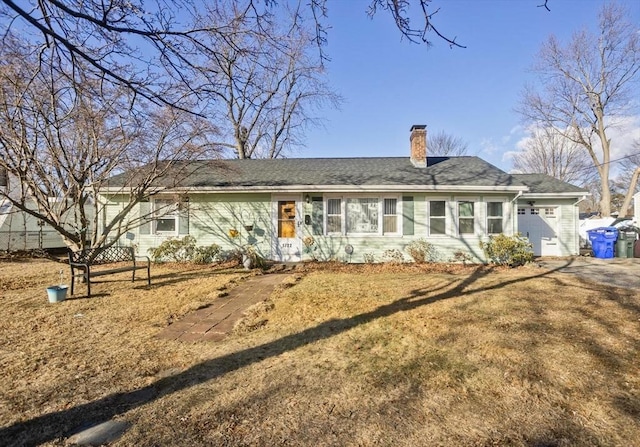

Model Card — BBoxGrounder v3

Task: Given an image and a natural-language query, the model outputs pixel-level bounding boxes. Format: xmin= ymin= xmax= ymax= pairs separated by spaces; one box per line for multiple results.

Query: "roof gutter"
xmin=100 ymin=184 xmax=529 ymax=194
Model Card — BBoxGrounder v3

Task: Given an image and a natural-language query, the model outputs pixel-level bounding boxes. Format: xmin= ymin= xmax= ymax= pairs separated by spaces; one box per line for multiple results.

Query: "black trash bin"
xmin=615 ymin=231 xmax=635 ymax=258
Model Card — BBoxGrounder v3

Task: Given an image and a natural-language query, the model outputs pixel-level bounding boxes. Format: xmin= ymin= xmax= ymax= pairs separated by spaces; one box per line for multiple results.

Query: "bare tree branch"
xmin=367 ymin=0 xmax=465 ymax=49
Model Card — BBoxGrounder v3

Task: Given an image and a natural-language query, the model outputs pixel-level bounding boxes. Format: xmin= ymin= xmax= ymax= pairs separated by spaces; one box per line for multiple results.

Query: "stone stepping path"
xmin=157 ymin=273 xmax=287 ymax=343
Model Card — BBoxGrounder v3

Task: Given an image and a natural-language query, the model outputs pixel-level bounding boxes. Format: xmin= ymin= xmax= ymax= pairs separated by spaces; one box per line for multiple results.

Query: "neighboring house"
xmin=101 ymin=125 xmax=588 ymax=262
xmin=0 ymin=168 xmax=91 ymax=251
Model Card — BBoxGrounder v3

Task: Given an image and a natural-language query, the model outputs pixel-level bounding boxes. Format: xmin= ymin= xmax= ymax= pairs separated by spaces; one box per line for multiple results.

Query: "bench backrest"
xmin=69 ymin=246 xmax=135 ymax=265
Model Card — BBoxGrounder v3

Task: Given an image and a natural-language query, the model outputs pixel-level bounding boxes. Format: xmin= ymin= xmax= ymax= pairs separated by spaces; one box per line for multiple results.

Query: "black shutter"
xmin=311 ymin=197 xmax=324 ymax=235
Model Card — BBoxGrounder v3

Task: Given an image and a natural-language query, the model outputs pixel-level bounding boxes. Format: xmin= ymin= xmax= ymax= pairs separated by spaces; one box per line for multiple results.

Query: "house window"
xmin=517 ymin=208 xmax=526 ymax=215
xmin=458 ymin=201 xmax=475 ymax=234
xmin=383 ymin=198 xmax=398 ymax=234
xmin=487 ymin=202 xmax=503 ymax=234
xmin=327 ymin=198 xmax=342 ymax=233
xmin=323 ymin=196 xmax=401 ymax=236
xmin=429 ymin=201 xmax=446 ymax=235
xmin=544 ymin=208 xmax=556 ymax=217
xmin=346 ymin=198 xmax=378 ymax=233
xmin=154 ymin=199 xmax=178 ymax=233
xmin=530 ymin=208 xmax=540 ymax=215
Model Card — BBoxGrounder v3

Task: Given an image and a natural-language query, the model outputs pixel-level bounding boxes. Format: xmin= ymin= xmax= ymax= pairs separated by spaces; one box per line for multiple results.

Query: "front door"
xmin=273 ymin=198 xmax=302 ymax=262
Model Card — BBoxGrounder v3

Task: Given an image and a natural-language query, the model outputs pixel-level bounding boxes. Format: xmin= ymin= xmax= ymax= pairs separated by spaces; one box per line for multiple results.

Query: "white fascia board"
xmin=101 ymin=184 xmax=528 ymax=194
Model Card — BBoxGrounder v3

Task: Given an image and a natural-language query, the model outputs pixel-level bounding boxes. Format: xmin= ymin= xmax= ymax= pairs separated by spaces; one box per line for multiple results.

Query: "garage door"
xmin=517 ymin=207 xmax=560 ymax=256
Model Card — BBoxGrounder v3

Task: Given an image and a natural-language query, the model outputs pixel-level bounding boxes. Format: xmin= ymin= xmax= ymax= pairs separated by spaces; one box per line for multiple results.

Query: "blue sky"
xmin=298 ymin=0 xmax=640 ymax=172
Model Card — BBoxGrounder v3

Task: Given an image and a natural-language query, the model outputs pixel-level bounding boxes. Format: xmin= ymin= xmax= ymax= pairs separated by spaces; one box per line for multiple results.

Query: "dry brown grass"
xmin=1 ymin=259 xmax=639 ymax=446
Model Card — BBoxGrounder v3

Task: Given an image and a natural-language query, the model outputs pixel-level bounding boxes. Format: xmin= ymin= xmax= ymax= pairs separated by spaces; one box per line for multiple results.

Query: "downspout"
xmin=572 ymin=195 xmax=587 ymax=207
xmin=573 ymin=195 xmax=588 ymax=253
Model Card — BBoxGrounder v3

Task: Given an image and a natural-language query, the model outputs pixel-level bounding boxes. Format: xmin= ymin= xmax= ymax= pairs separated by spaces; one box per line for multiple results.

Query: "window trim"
xmin=426 ymin=197 xmax=449 ymax=237
xmin=345 ymin=197 xmax=380 ymax=235
xmin=323 ymin=194 xmax=402 ymax=237
xmin=454 ymin=196 xmax=479 ymax=237
xmin=382 ymin=196 xmax=401 ymax=235
xmin=486 ymin=200 xmax=505 ymax=235
xmin=325 ymin=197 xmax=343 ymax=235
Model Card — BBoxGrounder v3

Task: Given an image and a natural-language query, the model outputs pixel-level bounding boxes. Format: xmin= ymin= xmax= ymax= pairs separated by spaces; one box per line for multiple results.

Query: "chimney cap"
xmin=410 ymin=124 xmax=426 ymax=131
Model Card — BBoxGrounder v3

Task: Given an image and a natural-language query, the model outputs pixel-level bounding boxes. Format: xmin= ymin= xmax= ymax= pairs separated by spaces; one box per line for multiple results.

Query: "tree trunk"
xmin=619 ymin=168 xmax=640 ymax=217
xmin=595 ymin=104 xmax=612 ymax=217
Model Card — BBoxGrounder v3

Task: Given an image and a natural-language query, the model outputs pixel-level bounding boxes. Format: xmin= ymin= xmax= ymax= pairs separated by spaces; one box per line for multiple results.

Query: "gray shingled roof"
xmin=107 ymin=156 xmax=527 ymax=189
xmin=511 ymin=173 xmax=587 ymax=194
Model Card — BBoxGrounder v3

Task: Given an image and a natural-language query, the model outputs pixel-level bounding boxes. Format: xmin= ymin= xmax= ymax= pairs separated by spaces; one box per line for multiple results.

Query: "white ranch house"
xmin=100 ymin=125 xmax=588 ymax=263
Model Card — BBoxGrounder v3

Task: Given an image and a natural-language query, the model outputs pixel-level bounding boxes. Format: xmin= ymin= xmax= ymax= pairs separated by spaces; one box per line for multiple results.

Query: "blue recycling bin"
xmin=587 ymin=227 xmax=618 ymax=259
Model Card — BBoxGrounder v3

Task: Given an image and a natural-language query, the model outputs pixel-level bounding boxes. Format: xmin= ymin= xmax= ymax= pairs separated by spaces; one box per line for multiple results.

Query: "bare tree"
xmin=511 ymin=126 xmax=595 ymax=185
xmin=201 ymin=4 xmax=340 ymax=159
xmin=0 ymin=37 xmax=218 ymax=251
xmin=518 ymin=2 xmax=640 ymax=216
xmin=429 ymin=130 xmax=468 ymax=156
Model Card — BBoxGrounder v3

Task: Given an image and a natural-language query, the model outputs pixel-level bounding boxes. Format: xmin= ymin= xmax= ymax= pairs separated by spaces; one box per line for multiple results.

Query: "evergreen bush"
xmin=479 ymin=233 xmax=533 ymax=267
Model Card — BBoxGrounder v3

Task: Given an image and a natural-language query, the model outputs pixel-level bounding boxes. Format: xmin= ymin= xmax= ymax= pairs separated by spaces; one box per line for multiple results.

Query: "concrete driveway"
xmin=538 ymin=257 xmax=640 ymax=290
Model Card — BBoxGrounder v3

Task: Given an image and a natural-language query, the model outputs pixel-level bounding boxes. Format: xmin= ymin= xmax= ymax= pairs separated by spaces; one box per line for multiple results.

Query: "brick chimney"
xmin=410 ymin=124 xmax=427 ymax=167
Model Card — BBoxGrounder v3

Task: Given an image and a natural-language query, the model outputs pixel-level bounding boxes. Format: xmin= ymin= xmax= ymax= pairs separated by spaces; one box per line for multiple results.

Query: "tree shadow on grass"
xmin=0 ymin=261 xmax=580 ymax=445
xmin=66 ymin=267 xmax=247 ymax=298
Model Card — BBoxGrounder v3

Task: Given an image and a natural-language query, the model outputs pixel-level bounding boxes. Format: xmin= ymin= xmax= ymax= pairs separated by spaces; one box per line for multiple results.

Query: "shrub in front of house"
xmin=149 ymin=236 xmax=220 ymax=264
xmin=381 ymin=248 xmax=405 ymax=263
xmin=479 ymin=233 xmax=533 ymax=267
xmin=405 ymin=238 xmax=438 ymax=263
xmin=451 ymin=250 xmax=474 ymax=265
xmin=192 ymin=244 xmax=222 ymax=264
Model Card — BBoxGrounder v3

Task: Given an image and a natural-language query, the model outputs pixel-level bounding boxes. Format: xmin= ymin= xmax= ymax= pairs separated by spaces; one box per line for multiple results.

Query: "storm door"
xmin=273 ymin=198 xmax=301 ymax=262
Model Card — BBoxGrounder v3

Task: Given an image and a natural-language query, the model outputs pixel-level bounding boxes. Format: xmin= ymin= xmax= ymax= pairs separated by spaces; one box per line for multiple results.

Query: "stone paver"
xmin=158 ymin=273 xmax=288 ymax=343
xmin=66 ymin=420 xmax=130 ymax=446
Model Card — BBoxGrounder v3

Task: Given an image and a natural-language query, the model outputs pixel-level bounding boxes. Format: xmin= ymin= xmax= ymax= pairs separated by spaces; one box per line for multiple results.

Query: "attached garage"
xmin=512 ymin=174 xmax=588 ymax=257
xmin=517 ymin=206 xmax=561 ymax=256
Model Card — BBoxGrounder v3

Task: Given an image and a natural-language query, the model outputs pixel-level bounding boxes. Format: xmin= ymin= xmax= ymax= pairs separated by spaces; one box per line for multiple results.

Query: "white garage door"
xmin=517 ymin=207 xmax=561 ymax=256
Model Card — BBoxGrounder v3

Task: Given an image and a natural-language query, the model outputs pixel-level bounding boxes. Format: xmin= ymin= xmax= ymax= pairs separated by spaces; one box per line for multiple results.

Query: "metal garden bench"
xmin=68 ymin=246 xmax=151 ymax=297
